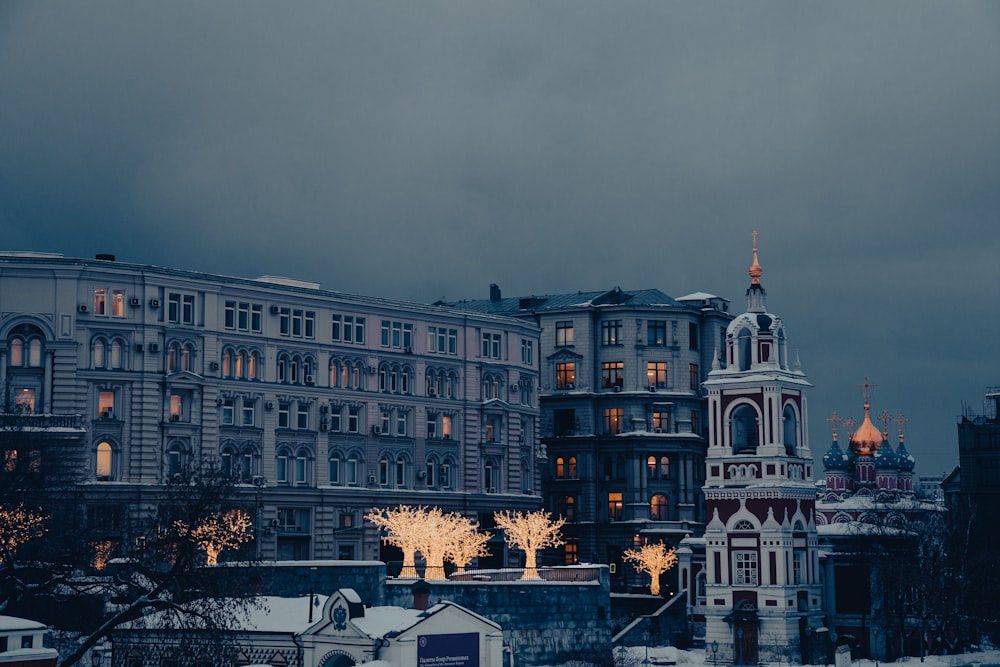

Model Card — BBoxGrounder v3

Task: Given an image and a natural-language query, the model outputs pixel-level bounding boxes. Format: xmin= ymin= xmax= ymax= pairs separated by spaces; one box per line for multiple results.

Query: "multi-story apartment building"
xmin=0 ymin=252 xmax=541 ymax=565
xmin=444 ymin=283 xmax=732 ymax=590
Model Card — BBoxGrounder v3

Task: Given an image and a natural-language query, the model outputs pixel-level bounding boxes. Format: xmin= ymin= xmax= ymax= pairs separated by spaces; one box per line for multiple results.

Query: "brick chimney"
xmin=412 ymin=579 xmax=431 ymax=610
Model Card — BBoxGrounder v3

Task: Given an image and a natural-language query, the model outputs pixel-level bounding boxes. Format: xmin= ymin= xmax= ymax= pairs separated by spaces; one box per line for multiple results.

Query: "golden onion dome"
xmin=849 ymin=403 xmax=883 ymax=455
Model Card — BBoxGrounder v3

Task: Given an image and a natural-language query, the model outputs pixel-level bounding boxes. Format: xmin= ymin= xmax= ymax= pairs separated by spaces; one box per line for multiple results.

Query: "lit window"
xmin=608 ymin=492 xmax=623 ymax=521
xmin=647 ymin=362 xmax=668 ymax=389
xmin=602 ymin=361 xmax=624 ymax=389
xmin=93 ymin=288 xmax=107 ymax=315
xmin=601 ymin=320 xmax=622 ymax=346
xmin=647 ymin=321 xmax=667 ymax=346
xmin=556 ymin=363 xmax=575 ymax=390
xmin=652 ymin=411 xmax=669 ymax=432
xmin=96 ymin=442 xmax=113 ymax=479
xmin=555 ymin=321 xmax=574 ymax=347
xmin=651 ymin=493 xmax=667 ymax=520
xmin=603 ymin=408 xmax=623 ymax=434
xmin=99 ymin=391 xmax=115 ymax=419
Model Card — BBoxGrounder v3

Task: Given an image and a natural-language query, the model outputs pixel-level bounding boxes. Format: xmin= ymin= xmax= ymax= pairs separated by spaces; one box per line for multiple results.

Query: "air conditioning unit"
xmin=78 ymin=304 xmax=88 ymax=313
xmin=368 ymin=366 xmax=377 ymax=374
xmin=487 ymin=487 xmax=497 ymax=494
xmin=252 ymin=476 xmax=267 ymax=487
xmin=149 ymin=343 xmax=160 ymax=352
xmin=216 ymin=397 xmax=225 ymax=406
xmin=320 ymin=404 xmax=329 ymax=414
xmin=320 ymin=418 xmax=328 ymax=431
xmin=614 ymin=386 xmax=622 ymax=392
xmin=654 ymin=428 xmax=663 ymax=434
xmin=170 ymin=414 xmax=180 ymax=422
xmin=100 ymin=409 xmax=113 ymax=419
xmin=304 ymin=374 xmax=314 ymax=385
xmin=404 ymin=346 xmax=413 ymax=354
xmin=135 ymin=343 xmax=144 ymax=352
xmin=648 ymin=385 xmax=657 ymax=392
xmin=209 ymin=361 xmax=220 ymax=371
xmin=149 ymin=298 xmax=160 ymax=308
xmin=510 ymin=384 xmax=520 ymax=392
xmin=439 ymin=466 xmax=448 ymax=474
xmin=427 ymin=388 xmax=436 ymax=397
xmin=264 ymin=401 xmax=274 ymax=410
xmin=565 ymin=382 xmax=574 ymax=389
xmin=372 ymin=425 xmax=382 ymax=435
xmin=130 ymin=297 xmax=141 ymax=307
xmin=442 ymin=434 xmax=451 ymax=440
xmin=270 ymin=305 xmax=280 ymax=314
xmin=417 ymin=470 xmax=427 ymax=479
xmin=368 ymin=475 xmax=377 ymax=485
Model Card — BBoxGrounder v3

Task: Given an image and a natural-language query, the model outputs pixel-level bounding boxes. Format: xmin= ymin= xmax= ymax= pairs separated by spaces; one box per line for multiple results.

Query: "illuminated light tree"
xmin=177 ymin=509 xmax=253 ymax=565
xmin=0 ymin=502 xmax=46 ymax=562
xmin=367 ymin=505 xmax=431 ymax=578
xmin=416 ymin=506 xmax=454 ymax=581
xmin=493 ymin=509 xmax=565 ymax=580
xmin=623 ymin=541 xmax=678 ymax=596
xmin=445 ymin=516 xmax=492 ymax=574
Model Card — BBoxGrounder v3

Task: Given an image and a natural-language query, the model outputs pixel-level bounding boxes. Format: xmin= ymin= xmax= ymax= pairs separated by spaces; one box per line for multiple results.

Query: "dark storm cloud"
xmin=1 ymin=1 xmax=998 ymax=472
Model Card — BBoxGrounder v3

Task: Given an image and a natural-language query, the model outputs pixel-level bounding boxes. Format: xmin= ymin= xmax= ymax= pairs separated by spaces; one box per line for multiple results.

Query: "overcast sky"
xmin=2 ymin=2 xmax=997 ymax=475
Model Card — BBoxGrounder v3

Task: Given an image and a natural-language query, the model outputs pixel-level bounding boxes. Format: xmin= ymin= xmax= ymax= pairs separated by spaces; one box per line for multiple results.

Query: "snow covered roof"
xmin=0 ymin=616 xmax=47 ymax=632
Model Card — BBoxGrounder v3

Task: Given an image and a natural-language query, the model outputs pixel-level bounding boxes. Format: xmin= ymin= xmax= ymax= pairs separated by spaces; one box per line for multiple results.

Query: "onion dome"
xmin=896 ymin=436 xmax=915 ymax=472
xmin=823 ymin=437 xmax=850 ymax=471
xmin=849 ymin=402 xmax=884 ymax=456
xmin=873 ymin=441 xmax=897 ymax=469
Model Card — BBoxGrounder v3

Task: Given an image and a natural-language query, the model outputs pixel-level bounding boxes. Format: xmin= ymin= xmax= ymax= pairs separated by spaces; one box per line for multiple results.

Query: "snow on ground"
xmin=540 ymin=646 xmax=1000 ymax=667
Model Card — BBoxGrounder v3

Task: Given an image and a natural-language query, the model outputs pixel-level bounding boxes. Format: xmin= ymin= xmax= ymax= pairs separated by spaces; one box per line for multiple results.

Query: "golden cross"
xmin=894 ymin=412 xmax=910 ymax=442
xmin=843 ymin=416 xmax=857 ymax=438
xmin=857 ymin=376 xmax=876 ymax=405
xmin=826 ymin=411 xmax=842 ymax=441
xmin=877 ymin=408 xmax=892 ymax=437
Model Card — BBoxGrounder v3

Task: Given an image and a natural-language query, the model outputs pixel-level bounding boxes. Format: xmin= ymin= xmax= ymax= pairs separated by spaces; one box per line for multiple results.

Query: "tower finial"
xmin=877 ymin=408 xmax=892 ymax=439
xmin=894 ymin=412 xmax=910 ymax=443
xmin=827 ymin=411 xmax=842 ymax=442
xmin=749 ymin=230 xmax=763 ymax=285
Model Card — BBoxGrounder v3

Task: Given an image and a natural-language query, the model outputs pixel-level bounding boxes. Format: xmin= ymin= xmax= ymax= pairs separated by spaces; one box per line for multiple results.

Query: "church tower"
xmin=702 ymin=233 xmax=824 ymax=665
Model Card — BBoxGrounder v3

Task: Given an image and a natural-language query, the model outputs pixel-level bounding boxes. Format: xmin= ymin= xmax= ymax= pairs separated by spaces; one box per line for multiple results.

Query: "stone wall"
xmin=220 ymin=560 xmax=388 ymax=606
xmin=385 ymin=567 xmax=613 ymax=667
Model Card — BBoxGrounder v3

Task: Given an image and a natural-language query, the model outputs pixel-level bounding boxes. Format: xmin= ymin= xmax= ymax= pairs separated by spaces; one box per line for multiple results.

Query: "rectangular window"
xmin=296 ymin=403 xmax=309 ymax=430
xmin=652 ymin=410 xmax=669 ymax=432
xmin=226 ymin=301 xmax=262 ymax=332
xmin=277 ymin=507 xmax=309 ymax=532
xmin=734 ymin=551 xmax=759 ymax=585
xmin=689 ymin=322 xmax=699 ymax=349
xmin=647 ymin=361 xmax=668 ymax=389
xmin=689 ymin=363 xmax=700 ymax=391
xmin=221 ymin=399 xmax=235 ymax=426
xmin=241 ymin=400 xmax=255 ymax=427
xmin=93 ymin=288 xmax=107 ymax=315
xmin=601 ymin=320 xmax=622 ymax=346
xmin=379 ymin=458 xmax=389 ymax=485
xmin=329 ymin=458 xmax=340 ymax=484
xmin=276 ymin=454 xmax=288 ymax=483
xmin=395 ymin=458 xmax=405 ymax=486
xmin=647 ymin=320 xmax=667 ymax=346
xmin=332 ymin=314 xmax=365 ymax=344
xmin=380 ymin=410 xmax=391 ymax=435
xmin=608 ymin=492 xmax=623 ymax=521
xmin=426 ymin=412 xmax=437 ymax=438
xmin=441 ymin=415 xmax=452 ymax=438
xmin=111 ymin=289 xmax=126 ymax=317
xmin=793 ymin=551 xmax=804 ymax=584
xmin=603 ymin=408 xmax=623 ymax=434
xmin=396 ymin=410 xmax=407 ymax=436
xmin=347 ymin=406 xmax=360 ymax=433
xmin=691 ymin=410 xmax=701 ymax=436
xmin=329 ymin=408 xmax=342 ymax=432
xmin=485 ymin=415 xmax=501 ymax=443
xmin=169 ymin=394 xmax=183 ymax=421
xmin=345 ymin=457 xmax=358 ymax=485
xmin=99 ymin=391 xmax=115 ymax=419
xmin=278 ymin=403 xmax=290 ymax=429
xmin=555 ymin=321 xmax=574 ymax=347
xmin=556 ymin=362 xmax=575 ymax=390
xmin=380 ymin=320 xmax=413 ymax=349
xmin=602 ymin=361 xmax=624 ymax=389
xmin=182 ymin=295 xmax=195 ymax=324
xmin=481 ymin=332 xmax=502 ymax=359
xmin=427 ymin=326 xmax=458 ymax=354
xmin=167 ymin=293 xmax=180 ymax=323
xmin=520 ymin=339 xmax=533 ymax=365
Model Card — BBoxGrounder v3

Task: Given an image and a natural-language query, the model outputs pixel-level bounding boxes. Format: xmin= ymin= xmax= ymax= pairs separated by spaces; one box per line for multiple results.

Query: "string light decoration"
xmin=175 ymin=509 xmax=253 ymax=565
xmin=367 ymin=505 xmax=431 ymax=578
xmin=0 ymin=502 xmax=47 ymax=562
xmin=493 ymin=509 xmax=565 ymax=580
xmin=445 ymin=515 xmax=492 ymax=575
xmin=623 ymin=541 xmax=678 ymax=595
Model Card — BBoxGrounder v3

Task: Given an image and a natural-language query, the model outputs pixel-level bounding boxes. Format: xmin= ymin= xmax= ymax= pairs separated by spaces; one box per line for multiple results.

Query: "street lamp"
xmin=710 ymin=640 xmax=719 ymax=667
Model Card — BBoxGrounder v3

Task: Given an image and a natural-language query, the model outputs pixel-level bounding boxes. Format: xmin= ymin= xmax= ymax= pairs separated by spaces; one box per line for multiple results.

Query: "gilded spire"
xmin=749 ymin=230 xmax=763 ymax=285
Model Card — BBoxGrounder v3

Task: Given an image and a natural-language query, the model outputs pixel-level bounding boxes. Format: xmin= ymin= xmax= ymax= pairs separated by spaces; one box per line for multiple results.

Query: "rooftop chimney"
xmin=412 ymin=579 xmax=431 ymax=611
xmin=489 ymin=284 xmax=501 ymax=301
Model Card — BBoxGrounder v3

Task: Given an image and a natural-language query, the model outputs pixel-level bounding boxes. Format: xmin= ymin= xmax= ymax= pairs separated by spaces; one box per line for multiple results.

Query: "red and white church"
xmin=678 ymin=236 xmax=825 ymax=665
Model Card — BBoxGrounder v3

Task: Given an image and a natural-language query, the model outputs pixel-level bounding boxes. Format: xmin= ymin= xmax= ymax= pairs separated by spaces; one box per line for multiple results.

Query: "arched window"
xmin=651 ymin=493 xmax=668 ymax=520
xmin=96 ymin=441 xmax=113 ymax=480
xmin=731 ymin=405 xmax=759 ymax=454
xmin=165 ymin=442 xmax=188 ymax=479
xmin=733 ymin=519 xmax=756 ymax=531
xmin=559 ymin=496 xmax=576 ymax=522
xmin=659 ymin=456 xmax=670 ymax=478
xmin=330 ymin=359 xmax=341 ymax=387
xmin=27 ymin=338 xmax=42 ymax=367
xmin=276 ymin=446 xmax=292 ymax=484
xmin=556 ymin=457 xmax=565 ymax=478
xmin=9 ymin=338 xmax=23 ymax=366
xmin=647 ymin=455 xmax=657 ymax=479
xmin=568 ymin=456 xmax=577 ymax=478
xmin=109 ymin=339 xmax=123 ymax=369
xmin=738 ymin=328 xmax=752 ymax=371
xmin=93 ymin=337 xmax=107 ymax=368
xmin=783 ymin=404 xmax=798 ymax=454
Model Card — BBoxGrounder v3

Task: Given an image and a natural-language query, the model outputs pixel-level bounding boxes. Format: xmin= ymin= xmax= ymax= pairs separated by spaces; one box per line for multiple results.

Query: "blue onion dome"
xmin=873 ymin=441 xmax=898 ymax=469
xmin=823 ymin=438 xmax=850 ymax=471
xmin=896 ymin=438 xmax=915 ymax=472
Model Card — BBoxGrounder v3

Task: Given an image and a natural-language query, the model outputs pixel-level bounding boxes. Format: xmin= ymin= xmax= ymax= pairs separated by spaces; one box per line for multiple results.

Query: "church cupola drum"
xmin=700 ymin=232 xmax=825 ymax=666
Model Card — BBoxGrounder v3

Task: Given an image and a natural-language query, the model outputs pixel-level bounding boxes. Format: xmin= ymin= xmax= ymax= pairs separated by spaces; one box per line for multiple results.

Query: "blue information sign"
xmin=417 ymin=632 xmax=479 ymax=667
